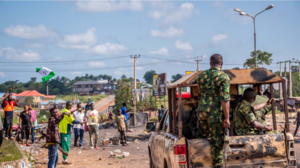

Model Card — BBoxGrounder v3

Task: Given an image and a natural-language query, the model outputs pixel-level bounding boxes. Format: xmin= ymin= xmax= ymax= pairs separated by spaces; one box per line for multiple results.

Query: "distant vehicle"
xmin=146 ymin=68 xmax=296 ymax=168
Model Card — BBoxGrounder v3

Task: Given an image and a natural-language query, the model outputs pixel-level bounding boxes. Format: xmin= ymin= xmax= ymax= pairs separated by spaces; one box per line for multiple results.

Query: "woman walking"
xmin=19 ymin=105 xmax=33 ymax=146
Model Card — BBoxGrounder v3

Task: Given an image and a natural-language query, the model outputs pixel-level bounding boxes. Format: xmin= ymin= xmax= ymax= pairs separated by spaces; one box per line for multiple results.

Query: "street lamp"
xmin=234 ymin=5 xmax=274 ymax=68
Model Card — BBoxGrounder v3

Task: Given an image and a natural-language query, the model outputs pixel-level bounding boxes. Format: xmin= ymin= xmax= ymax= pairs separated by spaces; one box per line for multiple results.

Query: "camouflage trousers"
xmin=197 ymin=118 xmax=224 ymax=168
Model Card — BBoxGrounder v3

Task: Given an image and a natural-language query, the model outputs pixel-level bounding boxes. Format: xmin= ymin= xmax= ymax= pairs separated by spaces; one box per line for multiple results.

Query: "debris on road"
xmin=99 ymin=122 xmax=117 ymax=129
xmin=134 ymin=139 xmax=139 ymax=143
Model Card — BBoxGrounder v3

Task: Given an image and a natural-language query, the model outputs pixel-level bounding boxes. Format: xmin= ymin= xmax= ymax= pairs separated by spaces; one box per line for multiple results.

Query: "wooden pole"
xmin=168 ymin=89 xmax=173 ymax=133
xmin=270 ymin=84 xmax=277 ymax=130
xmin=172 ymin=88 xmax=177 ymax=136
xmin=178 ymin=85 xmax=182 ymax=138
xmin=279 ymin=62 xmax=282 ymax=99
xmin=282 ymin=81 xmax=290 ymax=132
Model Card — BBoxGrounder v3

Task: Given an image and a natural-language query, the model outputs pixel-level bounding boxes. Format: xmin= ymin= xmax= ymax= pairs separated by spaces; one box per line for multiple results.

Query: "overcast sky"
xmin=0 ymin=1 xmax=299 ymax=83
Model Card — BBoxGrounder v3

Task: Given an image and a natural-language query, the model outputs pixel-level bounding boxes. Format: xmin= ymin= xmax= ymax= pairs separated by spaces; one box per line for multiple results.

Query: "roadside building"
xmin=16 ymin=90 xmax=42 ymax=103
xmin=42 ymin=95 xmax=56 ymax=101
xmin=72 ymin=80 xmax=116 ymax=94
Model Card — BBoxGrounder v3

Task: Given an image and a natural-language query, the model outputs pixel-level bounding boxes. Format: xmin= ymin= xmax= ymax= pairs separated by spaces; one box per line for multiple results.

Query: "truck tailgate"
xmin=187 ymin=133 xmax=288 ymax=168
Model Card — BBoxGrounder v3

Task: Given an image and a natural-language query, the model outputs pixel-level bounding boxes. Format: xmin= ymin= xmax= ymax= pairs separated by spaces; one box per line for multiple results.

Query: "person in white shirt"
xmin=73 ymin=104 xmax=85 ymax=147
xmin=85 ymin=103 xmax=100 ymax=149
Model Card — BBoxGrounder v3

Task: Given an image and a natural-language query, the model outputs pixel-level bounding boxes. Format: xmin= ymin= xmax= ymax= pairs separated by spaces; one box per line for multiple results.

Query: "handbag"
xmin=85 ymin=123 xmax=89 ymax=132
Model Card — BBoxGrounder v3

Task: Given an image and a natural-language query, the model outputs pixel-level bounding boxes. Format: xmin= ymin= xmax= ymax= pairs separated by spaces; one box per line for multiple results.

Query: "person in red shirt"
xmin=1 ymin=87 xmax=19 ymax=140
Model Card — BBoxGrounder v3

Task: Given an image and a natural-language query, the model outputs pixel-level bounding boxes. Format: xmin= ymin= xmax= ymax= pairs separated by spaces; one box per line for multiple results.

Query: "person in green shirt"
xmin=252 ymin=89 xmax=272 ymax=126
xmin=59 ymin=101 xmax=82 ymax=165
xmin=234 ymin=88 xmax=273 ymax=136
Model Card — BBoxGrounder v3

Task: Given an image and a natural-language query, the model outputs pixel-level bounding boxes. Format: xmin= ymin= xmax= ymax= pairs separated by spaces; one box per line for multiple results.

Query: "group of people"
xmin=196 ymin=54 xmax=278 ymax=168
xmin=0 ymin=87 xmax=38 ymax=149
xmin=46 ymin=101 xmax=103 ymax=167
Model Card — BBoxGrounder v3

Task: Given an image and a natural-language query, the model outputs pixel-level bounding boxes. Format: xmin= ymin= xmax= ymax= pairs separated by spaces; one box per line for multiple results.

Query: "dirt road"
xmin=27 ymin=126 xmax=149 ymax=168
xmin=95 ymin=95 xmax=115 ymax=113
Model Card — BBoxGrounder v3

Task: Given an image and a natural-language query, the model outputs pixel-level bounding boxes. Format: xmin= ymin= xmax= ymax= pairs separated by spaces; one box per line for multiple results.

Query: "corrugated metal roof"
xmin=73 ymin=81 xmax=102 ymax=85
xmin=168 ymin=68 xmax=285 ymax=88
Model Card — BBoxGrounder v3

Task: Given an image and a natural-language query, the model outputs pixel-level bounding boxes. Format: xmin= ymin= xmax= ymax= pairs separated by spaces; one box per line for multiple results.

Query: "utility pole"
xmin=279 ymin=62 xmax=282 ymax=99
xmin=130 ymin=54 xmax=141 ymax=126
xmin=289 ymin=60 xmax=292 ymax=97
xmin=284 ymin=61 xmax=287 ymax=77
xmin=47 ymin=81 xmax=49 ymax=95
xmin=194 ymin=56 xmax=202 ymax=71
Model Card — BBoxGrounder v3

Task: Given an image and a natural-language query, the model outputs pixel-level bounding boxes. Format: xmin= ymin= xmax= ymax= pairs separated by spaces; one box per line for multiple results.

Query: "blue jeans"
xmin=74 ymin=128 xmax=84 ymax=146
xmin=48 ymin=145 xmax=58 ymax=168
xmin=31 ymin=127 xmax=35 ymax=143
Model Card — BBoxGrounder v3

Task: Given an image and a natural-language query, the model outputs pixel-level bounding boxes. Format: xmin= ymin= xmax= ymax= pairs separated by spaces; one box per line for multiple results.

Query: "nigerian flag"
xmin=36 ymin=67 xmax=56 ymax=83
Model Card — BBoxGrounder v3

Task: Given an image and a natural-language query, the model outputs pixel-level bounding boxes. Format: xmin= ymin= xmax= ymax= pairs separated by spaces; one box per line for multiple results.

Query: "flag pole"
xmin=47 ymin=81 xmax=49 ymax=95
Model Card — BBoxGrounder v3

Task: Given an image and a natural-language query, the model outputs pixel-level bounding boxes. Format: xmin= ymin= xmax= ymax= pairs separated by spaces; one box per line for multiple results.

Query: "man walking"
xmin=85 ymin=103 xmax=100 ymax=149
xmin=1 ymin=87 xmax=19 ymax=140
xmin=158 ymin=105 xmax=165 ymax=122
xmin=121 ymin=103 xmax=132 ymax=132
xmin=73 ymin=104 xmax=85 ymax=147
xmin=59 ymin=101 xmax=81 ymax=165
xmin=197 ymin=54 xmax=231 ymax=168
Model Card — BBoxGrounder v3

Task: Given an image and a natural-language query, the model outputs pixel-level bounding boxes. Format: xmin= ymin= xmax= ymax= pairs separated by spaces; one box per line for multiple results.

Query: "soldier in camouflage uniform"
xmin=197 ymin=54 xmax=231 ymax=168
xmin=234 ymin=88 xmax=273 ymax=136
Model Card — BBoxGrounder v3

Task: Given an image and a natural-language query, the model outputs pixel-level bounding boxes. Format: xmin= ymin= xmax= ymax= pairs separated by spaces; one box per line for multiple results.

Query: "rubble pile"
xmin=99 ymin=122 xmax=118 ymax=129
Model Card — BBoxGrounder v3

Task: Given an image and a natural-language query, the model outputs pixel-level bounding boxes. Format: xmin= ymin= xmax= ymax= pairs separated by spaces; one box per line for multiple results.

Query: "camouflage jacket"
xmin=253 ymin=95 xmax=271 ymax=126
xmin=197 ymin=67 xmax=231 ymax=123
xmin=234 ymin=100 xmax=257 ymax=136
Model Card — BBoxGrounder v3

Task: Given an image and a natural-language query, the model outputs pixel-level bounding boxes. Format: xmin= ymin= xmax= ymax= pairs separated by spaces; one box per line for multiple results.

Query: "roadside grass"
xmin=268 ymin=110 xmax=282 ymax=114
xmin=149 ymin=117 xmax=158 ymax=122
xmin=55 ymin=94 xmax=108 ymax=103
xmin=0 ymin=140 xmax=23 ymax=162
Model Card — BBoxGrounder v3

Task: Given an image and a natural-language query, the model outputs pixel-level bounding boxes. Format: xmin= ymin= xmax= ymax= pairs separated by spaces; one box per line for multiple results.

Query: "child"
xmin=46 ymin=108 xmax=69 ymax=168
xmin=115 ymin=109 xmax=127 ymax=146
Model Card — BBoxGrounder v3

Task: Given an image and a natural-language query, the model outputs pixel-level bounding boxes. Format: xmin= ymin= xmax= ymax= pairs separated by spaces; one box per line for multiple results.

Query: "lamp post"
xmin=234 ymin=5 xmax=274 ymax=68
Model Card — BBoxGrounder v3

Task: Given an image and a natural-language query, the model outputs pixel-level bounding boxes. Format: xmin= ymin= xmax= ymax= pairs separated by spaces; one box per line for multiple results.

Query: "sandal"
xmin=62 ymin=160 xmax=72 ymax=165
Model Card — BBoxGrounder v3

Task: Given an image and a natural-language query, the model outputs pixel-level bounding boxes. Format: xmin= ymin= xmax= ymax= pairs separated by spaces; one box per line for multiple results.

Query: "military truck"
xmin=147 ymin=68 xmax=296 ymax=168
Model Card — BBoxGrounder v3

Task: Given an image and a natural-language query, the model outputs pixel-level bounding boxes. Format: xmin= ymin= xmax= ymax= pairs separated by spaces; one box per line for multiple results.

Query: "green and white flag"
xmin=36 ymin=67 xmax=56 ymax=83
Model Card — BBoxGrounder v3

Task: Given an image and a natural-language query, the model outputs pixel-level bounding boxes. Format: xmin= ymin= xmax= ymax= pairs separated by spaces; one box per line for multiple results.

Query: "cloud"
xmin=212 ymin=34 xmax=227 ymax=45
xmin=224 ymin=9 xmax=252 ymax=25
xmin=212 ymin=2 xmax=224 ymax=8
xmin=136 ymin=66 xmax=144 ymax=71
xmin=202 ymin=55 xmax=208 ymax=59
xmin=150 ymin=26 xmax=184 ymax=38
xmin=75 ymin=0 xmax=143 ymax=12
xmin=62 ymin=28 xmax=97 ymax=44
xmin=0 ymin=72 xmax=6 ymax=78
xmin=90 ymin=43 xmax=127 ymax=54
xmin=175 ymin=40 xmax=193 ymax=51
xmin=148 ymin=47 xmax=169 ymax=56
xmin=88 ymin=62 xmax=106 ymax=67
xmin=72 ymin=71 xmax=83 ymax=76
xmin=163 ymin=2 xmax=199 ymax=24
xmin=0 ymin=47 xmax=40 ymax=62
xmin=148 ymin=11 xmax=164 ymax=19
xmin=57 ymin=44 xmax=90 ymax=50
xmin=3 ymin=25 xmax=57 ymax=39
xmin=53 ymin=57 xmax=63 ymax=60
xmin=204 ymin=34 xmax=228 ymax=47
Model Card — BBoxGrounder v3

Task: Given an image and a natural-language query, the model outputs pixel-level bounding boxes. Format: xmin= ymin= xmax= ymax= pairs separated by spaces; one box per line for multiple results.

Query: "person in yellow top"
xmin=59 ymin=101 xmax=82 ymax=165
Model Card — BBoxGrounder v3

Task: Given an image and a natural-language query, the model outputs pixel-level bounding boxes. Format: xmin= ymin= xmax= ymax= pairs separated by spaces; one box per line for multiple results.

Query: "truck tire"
xmin=150 ymin=154 xmax=155 ymax=168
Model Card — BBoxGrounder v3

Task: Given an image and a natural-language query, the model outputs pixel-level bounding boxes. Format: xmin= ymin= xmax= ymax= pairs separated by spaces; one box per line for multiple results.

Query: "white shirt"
xmin=73 ymin=110 xmax=85 ymax=129
xmin=86 ymin=110 xmax=99 ymax=126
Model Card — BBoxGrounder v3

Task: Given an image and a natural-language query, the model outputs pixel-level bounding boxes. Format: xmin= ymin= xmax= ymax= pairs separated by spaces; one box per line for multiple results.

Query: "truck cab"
xmin=147 ymin=68 xmax=296 ymax=168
